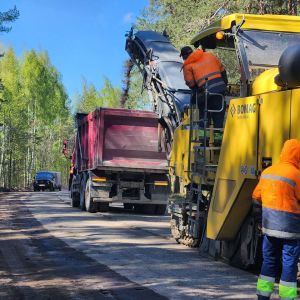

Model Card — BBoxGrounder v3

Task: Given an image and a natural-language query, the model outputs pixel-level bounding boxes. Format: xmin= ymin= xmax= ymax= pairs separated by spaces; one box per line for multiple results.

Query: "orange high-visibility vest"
xmin=253 ymin=139 xmax=300 ymax=239
xmin=183 ymin=49 xmax=225 ymax=91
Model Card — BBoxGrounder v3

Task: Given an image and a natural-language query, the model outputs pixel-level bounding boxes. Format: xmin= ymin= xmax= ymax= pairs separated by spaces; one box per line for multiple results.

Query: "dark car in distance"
xmin=33 ymin=171 xmax=62 ymax=192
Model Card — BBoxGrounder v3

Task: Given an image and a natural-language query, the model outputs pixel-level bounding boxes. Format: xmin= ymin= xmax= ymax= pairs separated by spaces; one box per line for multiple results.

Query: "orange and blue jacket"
xmin=182 ymin=49 xmax=226 ymax=92
xmin=252 ymin=139 xmax=300 ymax=239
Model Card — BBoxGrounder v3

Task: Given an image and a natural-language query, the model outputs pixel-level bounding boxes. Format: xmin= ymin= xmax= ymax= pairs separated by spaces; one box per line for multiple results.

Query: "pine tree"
xmin=75 ymin=78 xmax=121 ymax=113
xmin=0 ymin=6 xmax=19 ymax=33
xmin=120 ymin=59 xmax=134 ymax=108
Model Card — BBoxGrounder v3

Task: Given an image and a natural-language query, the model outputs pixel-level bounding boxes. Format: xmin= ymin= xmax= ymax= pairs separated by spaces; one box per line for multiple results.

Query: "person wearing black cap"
xmin=180 ymin=45 xmax=227 ymax=129
xmin=180 ymin=46 xmax=194 ymax=61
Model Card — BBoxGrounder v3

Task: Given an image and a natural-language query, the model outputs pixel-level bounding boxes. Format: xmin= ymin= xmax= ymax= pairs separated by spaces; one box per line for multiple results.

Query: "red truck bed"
xmin=76 ymin=108 xmax=167 ymax=172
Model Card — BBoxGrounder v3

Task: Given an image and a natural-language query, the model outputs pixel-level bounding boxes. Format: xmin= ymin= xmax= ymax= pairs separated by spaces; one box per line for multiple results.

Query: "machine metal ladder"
xmin=185 ymin=85 xmax=225 ymax=243
xmin=188 ymin=86 xmax=225 ymax=183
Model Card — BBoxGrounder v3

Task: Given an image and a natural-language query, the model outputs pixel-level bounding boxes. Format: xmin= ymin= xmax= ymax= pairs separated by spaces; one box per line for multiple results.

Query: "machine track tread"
xmin=178 ymin=236 xmax=199 ymax=248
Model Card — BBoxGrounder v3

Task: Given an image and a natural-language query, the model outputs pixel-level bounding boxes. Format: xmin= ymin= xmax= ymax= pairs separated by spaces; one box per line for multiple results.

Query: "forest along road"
xmin=0 ymin=192 xmax=258 ymax=300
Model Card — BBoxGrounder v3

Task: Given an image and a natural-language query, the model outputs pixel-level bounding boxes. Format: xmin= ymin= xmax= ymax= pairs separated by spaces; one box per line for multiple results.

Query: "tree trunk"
xmin=8 ymin=148 xmax=12 ymax=189
xmin=0 ymin=126 xmax=5 ymax=187
xmin=120 ymin=59 xmax=134 ymax=108
xmin=258 ymin=0 xmax=268 ymax=14
xmin=288 ymin=0 xmax=297 ymax=14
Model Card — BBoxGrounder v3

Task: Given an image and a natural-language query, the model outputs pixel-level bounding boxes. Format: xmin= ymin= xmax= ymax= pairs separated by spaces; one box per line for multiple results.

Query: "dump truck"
xmin=69 ymin=107 xmax=169 ymax=214
xmin=126 ymin=14 xmax=300 ymax=269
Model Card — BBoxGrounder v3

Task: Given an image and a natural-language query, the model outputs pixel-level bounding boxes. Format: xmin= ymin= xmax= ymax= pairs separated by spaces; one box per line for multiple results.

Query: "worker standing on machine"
xmin=180 ymin=45 xmax=227 ymax=129
xmin=253 ymin=139 xmax=300 ymax=300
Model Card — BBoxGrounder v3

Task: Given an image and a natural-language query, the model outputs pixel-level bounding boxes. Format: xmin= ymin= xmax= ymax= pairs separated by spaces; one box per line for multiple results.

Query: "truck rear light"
xmin=154 ymin=181 xmax=168 ymax=186
xmin=92 ymin=176 xmax=107 ymax=182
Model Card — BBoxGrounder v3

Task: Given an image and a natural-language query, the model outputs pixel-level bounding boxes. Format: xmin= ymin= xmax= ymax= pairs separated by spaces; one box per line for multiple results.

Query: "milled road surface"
xmin=0 ymin=191 xmax=265 ymax=299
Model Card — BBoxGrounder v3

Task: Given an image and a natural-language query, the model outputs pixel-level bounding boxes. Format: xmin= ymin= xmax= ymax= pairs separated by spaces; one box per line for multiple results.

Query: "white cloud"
xmin=123 ymin=12 xmax=134 ymax=24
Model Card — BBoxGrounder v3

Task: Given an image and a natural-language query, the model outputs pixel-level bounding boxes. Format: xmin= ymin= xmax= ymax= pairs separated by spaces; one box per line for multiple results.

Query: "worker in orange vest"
xmin=180 ymin=45 xmax=227 ymax=129
xmin=253 ymin=139 xmax=300 ymax=300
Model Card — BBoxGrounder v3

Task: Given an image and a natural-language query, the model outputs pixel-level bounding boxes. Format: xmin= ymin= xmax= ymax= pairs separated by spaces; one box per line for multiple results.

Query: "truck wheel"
xmin=134 ymin=204 xmax=143 ymax=213
xmin=142 ymin=204 xmax=156 ymax=214
xmin=155 ymin=204 xmax=167 ymax=215
xmin=71 ymin=192 xmax=80 ymax=208
xmin=124 ymin=203 xmax=133 ymax=210
xmin=97 ymin=202 xmax=109 ymax=212
xmin=85 ymin=178 xmax=97 ymax=213
xmin=79 ymin=176 xmax=87 ymax=211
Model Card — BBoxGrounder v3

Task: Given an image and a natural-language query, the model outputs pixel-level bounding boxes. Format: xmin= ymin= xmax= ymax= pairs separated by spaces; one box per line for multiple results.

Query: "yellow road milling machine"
xmin=126 ymin=14 xmax=300 ymax=269
xmin=170 ymin=13 xmax=300 ymax=269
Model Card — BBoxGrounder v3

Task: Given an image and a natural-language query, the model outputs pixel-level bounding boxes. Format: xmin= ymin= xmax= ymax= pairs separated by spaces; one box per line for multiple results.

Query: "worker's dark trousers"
xmin=257 ymin=235 xmax=300 ymax=300
xmin=192 ymin=91 xmax=225 ymax=129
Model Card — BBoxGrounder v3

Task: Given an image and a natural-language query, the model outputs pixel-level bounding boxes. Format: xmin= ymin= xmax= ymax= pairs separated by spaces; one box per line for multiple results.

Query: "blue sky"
xmin=0 ymin=1 xmax=148 ymax=103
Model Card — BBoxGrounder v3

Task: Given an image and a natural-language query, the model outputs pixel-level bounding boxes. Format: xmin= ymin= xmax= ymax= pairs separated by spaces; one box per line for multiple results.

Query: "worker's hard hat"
xmin=180 ymin=46 xmax=193 ymax=58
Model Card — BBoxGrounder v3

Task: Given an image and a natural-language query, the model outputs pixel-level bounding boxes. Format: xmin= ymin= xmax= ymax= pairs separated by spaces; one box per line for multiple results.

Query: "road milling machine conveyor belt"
xmin=125 ymin=29 xmax=191 ymax=154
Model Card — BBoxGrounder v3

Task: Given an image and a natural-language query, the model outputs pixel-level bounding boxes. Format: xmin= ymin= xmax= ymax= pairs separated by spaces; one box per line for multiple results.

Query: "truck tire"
xmin=142 ymin=204 xmax=156 ymax=214
xmin=155 ymin=204 xmax=167 ymax=215
xmin=71 ymin=192 xmax=80 ymax=208
xmin=79 ymin=175 xmax=87 ymax=211
xmin=134 ymin=204 xmax=143 ymax=213
xmin=85 ymin=178 xmax=98 ymax=213
xmin=124 ymin=203 xmax=134 ymax=210
xmin=97 ymin=202 xmax=109 ymax=212
xmin=134 ymin=204 xmax=156 ymax=214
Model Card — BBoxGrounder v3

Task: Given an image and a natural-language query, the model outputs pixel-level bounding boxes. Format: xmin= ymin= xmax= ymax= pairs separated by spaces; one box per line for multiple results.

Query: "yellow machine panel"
xmin=170 ymin=110 xmax=201 ymax=189
xmin=170 ymin=121 xmax=190 ymax=186
xmin=191 ymin=14 xmax=300 ymax=45
xmin=207 ymin=96 xmax=258 ymax=240
xmin=290 ymin=88 xmax=300 ymax=140
xmin=251 ymin=68 xmax=281 ymax=95
xmin=258 ymin=90 xmax=291 ymax=169
xmin=207 ymin=90 xmax=292 ymax=240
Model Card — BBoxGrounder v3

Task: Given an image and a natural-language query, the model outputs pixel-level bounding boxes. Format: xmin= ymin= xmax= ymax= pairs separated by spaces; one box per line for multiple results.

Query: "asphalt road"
xmin=0 ymin=191 xmax=264 ymax=299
